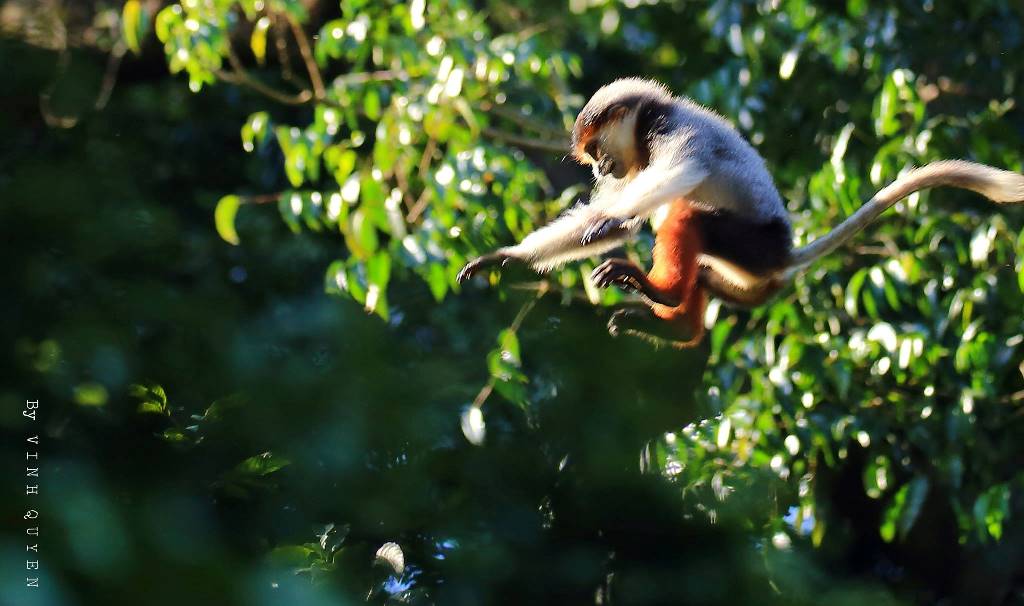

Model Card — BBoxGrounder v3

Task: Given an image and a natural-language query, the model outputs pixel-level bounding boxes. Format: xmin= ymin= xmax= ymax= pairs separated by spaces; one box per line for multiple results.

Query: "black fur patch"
xmin=695 ymin=211 xmax=792 ymax=274
xmin=571 ymin=94 xmax=673 ymax=157
xmin=633 ymin=98 xmax=674 ymax=168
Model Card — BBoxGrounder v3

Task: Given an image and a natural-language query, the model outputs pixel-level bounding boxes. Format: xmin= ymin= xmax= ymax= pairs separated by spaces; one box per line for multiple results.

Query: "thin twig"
xmin=481 ymin=102 xmax=567 ymax=138
xmin=40 ymin=49 xmax=78 ymax=128
xmin=284 ymin=13 xmax=325 ymax=100
xmin=242 ymin=193 xmax=283 ymax=205
xmin=418 ymin=138 xmax=437 ymax=180
xmin=509 ymin=289 xmax=543 ymax=332
xmin=851 ymin=246 xmax=893 ymax=256
xmin=483 ymin=127 xmax=568 ymax=153
xmin=216 ymin=68 xmax=314 ymax=105
xmin=392 ymin=159 xmax=419 ymax=211
xmin=332 ymin=70 xmax=409 ymax=88
xmin=220 ymin=41 xmax=314 ymax=105
xmin=471 ymin=380 xmax=495 ymax=409
xmin=406 ymin=138 xmax=438 ymax=222
xmin=94 ymin=41 xmax=126 ymax=110
xmin=272 ymin=14 xmax=296 ymax=84
xmin=471 ymin=287 xmax=547 ymax=410
xmin=406 ymin=190 xmax=432 ymax=223
xmin=509 ymin=280 xmax=595 ymax=304
xmin=516 ymin=23 xmax=549 ymax=42
xmin=998 ymin=389 xmax=1024 ymax=404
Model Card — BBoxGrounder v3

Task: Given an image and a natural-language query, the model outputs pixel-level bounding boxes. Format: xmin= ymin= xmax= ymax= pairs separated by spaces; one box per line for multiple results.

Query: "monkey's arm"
xmin=581 ymin=158 xmax=709 ymax=245
xmin=456 ymin=205 xmax=641 ymax=283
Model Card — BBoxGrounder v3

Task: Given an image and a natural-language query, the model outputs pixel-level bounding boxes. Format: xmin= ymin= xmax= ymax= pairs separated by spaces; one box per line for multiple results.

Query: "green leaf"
xmin=974 ymin=484 xmax=1010 ymax=541
xmin=427 ymin=262 xmax=448 ymax=301
xmin=365 ymin=252 xmax=391 ymax=319
xmin=899 ymin=477 xmax=929 ymax=539
xmin=154 ymin=5 xmax=177 ymax=43
xmin=863 ymin=455 xmax=890 ymax=499
xmin=845 ymin=269 xmax=867 ymax=317
xmin=251 ymin=16 xmax=271 ymax=64
xmin=137 ymin=400 xmax=167 ymax=415
xmin=122 ymin=0 xmax=147 ymax=55
xmin=74 ymin=383 xmax=108 ymax=407
xmin=367 ymin=251 xmax=391 ymax=286
xmin=161 ymin=428 xmax=190 ymax=444
xmin=882 ymin=476 xmax=930 ymax=542
xmin=497 ymin=329 xmax=521 ymax=366
xmin=278 ymin=194 xmax=302 ymax=234
xmin=234 ymin=451 xmax=291 ymax=477
xmin=364 ymin=89 xmax=382 ymax=121
xmin=325 ymin=260 xmax=348 ymax=295
xmin=241 ymin=112 xmax=270 ymax=152
xmin=267 ymin=545 xmax=316 ymax=568
xmin=351 ymin=209 xmax=379 ymax=256
xmin=214 ymin=195 xmax=242 ymax=245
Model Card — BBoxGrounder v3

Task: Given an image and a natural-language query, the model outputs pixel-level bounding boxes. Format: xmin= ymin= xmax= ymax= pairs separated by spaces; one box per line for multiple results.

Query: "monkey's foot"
xmin=581 ymin=216 xmax=625 ymax=247
xmin=590 ymin=258 xmax=645 ymax=294
xmin=607 ymin=308 xmax=634 ymax=337
xmin=607 ymin=307 xmax=703 ymax=349
xmin=457 ymin=252 xmax=510 ymax=284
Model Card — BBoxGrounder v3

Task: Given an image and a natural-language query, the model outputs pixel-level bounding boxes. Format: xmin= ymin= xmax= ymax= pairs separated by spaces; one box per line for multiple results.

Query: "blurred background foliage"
xmin=3 ymin=0 xmax=1024 ymax=604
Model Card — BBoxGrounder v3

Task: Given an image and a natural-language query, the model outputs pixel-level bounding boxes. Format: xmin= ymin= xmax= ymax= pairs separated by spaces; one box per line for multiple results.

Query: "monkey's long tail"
xmin=786 ymin=160 xmax=1024 ymax=271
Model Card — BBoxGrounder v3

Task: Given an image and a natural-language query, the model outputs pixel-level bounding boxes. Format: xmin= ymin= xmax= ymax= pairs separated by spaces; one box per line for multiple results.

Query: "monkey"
xmin=458 ymin=77 xmax=1024 ymax=348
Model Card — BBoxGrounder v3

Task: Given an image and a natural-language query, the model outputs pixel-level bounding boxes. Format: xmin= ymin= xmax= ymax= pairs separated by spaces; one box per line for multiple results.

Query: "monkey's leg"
xmin=591 ymin=200 xmax=703 ymax=306
xmin=607 ymin=286 xmax=707 ymax=349
xmin=697 ymin=256 xmax=787 ymax=309
xmin=599 ymin=201 xmax=709 ymax=347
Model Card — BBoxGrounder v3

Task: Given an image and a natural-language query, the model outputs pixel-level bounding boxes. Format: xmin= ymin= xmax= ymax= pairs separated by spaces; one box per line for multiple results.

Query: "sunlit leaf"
xmin=122 ymin=0 xmax=147 ymax=55
xmin=234 ymin=451 xmax=290 ymax=477
xmin=214 ymin=195 xmax=242 ymax=245
xmin=250 ymin=16 xmax=271 ymax=64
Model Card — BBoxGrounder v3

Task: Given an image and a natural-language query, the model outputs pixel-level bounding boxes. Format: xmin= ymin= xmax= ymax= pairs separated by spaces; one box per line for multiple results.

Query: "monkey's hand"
xmin=592 ymin=258 xmax=682 ymax=307
xmin=590 ymin=258 xmax=646 ymax=294
xmin=457 ymin=252 xmax=512 ymax=284
xmin=581 ymin=216 xmax=626 ymax=247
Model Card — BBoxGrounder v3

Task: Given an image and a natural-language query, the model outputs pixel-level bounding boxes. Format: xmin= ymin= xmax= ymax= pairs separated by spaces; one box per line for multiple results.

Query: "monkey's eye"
xmin=584 ymin=140 xmax=601 ymax=162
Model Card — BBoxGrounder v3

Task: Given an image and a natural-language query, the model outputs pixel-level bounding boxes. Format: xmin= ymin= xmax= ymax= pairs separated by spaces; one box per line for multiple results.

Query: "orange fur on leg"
xmin=647 ymin=200 xmax=707 ymax=345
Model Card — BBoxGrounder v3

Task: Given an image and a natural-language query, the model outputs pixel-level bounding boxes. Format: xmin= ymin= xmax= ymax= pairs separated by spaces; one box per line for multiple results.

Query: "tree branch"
xmin=220 ymin=41 xmax=314 ymax=105
xmin=216 ymin=67 xmax=314 ymax=105
xmin=283 ymin=13 xmax=325 ymax=101
xmin=469 ymin=288 xmax=545 ymax=410
xmin=481 ymin=102 xmax=567 ymax=139
xmin=483 ymin=127 xmax=568 ymax=154
xmin=332 ymin=70 xmax=409 ymax=88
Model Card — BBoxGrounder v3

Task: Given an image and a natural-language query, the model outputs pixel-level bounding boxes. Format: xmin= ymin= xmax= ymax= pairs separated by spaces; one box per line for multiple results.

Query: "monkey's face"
xmin=572 ymin=105 xmax=640 ymax=182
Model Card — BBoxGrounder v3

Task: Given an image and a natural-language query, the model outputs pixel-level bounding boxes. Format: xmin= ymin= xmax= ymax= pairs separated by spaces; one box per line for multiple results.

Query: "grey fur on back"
xmin=625 ymin=79 xmax=789 ymax=224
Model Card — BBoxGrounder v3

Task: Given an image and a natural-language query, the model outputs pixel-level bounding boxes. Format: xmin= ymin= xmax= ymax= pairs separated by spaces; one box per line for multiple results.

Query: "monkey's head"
xmin=571 ymin=78 xmax=674 ymax=181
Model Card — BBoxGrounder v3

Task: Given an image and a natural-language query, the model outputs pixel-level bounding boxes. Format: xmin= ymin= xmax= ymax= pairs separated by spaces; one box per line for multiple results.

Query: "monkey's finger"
xmin=456 ymin=259 xmax=485 ymax=283
xmin=457 ymin=253 xmax=508 ymax=284
xmin=591 ymin=258 xmax=636 ymax=289
xmin=590 ymin=260 xmax=620 ymax=288
xmin=581 ymin=217 xmax=624 ymax=247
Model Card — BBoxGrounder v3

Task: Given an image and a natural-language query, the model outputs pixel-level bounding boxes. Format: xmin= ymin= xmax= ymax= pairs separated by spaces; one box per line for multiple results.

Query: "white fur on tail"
xmin=789 ymin=160 xmax=1024 ymax=268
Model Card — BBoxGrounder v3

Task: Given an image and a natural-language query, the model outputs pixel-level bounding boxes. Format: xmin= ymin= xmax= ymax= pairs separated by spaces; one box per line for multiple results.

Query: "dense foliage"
xmin=3 ymin=0 xmax=1024 ymax=604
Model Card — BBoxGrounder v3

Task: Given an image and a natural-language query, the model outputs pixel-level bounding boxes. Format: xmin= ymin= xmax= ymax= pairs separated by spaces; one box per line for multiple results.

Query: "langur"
xmin=458 ymin=78 xmax=1024 ymax=348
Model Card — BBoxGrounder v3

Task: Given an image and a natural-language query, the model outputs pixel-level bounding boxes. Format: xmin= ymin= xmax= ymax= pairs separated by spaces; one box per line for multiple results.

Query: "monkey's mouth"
xmin=597 ymin=154 xmax=619 ymax=178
